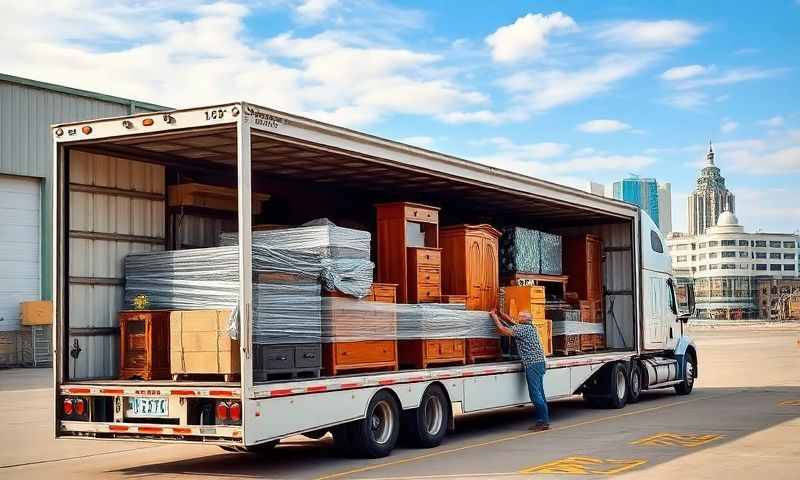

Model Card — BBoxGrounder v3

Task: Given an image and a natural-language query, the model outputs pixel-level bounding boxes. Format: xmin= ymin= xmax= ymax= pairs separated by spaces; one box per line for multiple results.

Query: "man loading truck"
xmin=490 ymin=309 xmax=550 ymax=431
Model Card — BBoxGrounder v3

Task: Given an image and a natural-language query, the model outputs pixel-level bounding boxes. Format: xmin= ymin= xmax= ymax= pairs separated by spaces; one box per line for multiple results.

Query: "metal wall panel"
xmin=0 ymin=82 xmax=129 ymax=178
xmin=67 ymin=151 xmax=165 ymax=379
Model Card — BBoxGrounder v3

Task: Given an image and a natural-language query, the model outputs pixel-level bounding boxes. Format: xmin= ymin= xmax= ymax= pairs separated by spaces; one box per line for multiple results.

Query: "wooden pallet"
xmin=552 ymin=334 xmax=581 ymax=356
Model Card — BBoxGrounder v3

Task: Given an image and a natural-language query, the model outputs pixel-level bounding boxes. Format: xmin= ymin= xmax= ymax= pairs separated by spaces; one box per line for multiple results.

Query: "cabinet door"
xmin=481 ymin=237 xmax=499 ymax=310
xmin=466 ymin=237 xmax=483 ymax=310
xmin=586 ymin=237 xmax=602 ymax=300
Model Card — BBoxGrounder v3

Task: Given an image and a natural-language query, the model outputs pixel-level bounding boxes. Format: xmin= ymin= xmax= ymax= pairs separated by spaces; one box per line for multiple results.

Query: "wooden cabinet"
xmin=253 ymin=344 xmax=321 ymax=382
xmin=564 ymin=234 xmax=603 ymax=303
xmin=407 ymin=247 xmax=442 ymax=303
xmin=323 ymin=283 xmax=399 ymax=376
xmin=441 ymin=225 xmax=501 ymax=311
xmin=503 ymin=286 xmax=546 ymax=321
xmin=399 ymin=339 xmax=465 ymax=369
xmin=119 ymin=311 xmax=171 ymax=380
xmin=375 ymin=202 xmax=440 ymax=303
xmin=466 ymin=338 xmax=501 ymax=363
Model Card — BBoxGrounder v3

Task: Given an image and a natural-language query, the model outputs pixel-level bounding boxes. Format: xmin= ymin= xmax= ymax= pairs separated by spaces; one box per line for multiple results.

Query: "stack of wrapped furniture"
xmin=546 ymin=306 xmax=583 ymax=355
xmin=563 ymin=234 xmax=605 ymax=351
xmin=502 ymin=286 xmax=553 ymax=357
xmin=441 ymin=224 xmax=502 ymax=363
xmin=123 ymin=220 xmax=373 ymax=382
xmin=322 ymin=283 xmax=399 ymax=376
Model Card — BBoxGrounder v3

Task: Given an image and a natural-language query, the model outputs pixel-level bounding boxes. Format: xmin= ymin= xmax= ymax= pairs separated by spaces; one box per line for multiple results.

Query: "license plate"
xmin=127 ymin=397 xmax=169 ymax=417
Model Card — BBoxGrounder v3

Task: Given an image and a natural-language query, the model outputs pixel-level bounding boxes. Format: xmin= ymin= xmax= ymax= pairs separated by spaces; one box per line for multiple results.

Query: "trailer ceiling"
xmin=71 ymin=125 xmax=633 ymax=227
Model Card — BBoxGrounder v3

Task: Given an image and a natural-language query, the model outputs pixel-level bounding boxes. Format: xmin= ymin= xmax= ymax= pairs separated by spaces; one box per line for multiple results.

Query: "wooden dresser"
xmin=375 ymin=202 xmax=440 ymax=303
xmin=564 ymin=234 xmax=605 ymax=352
xmin=398 ymin=338 xmax=465 ymax=369
xmin=503 ymin=286 xmax=553 ymax=357
xmin=441 ymin=224 xmax=502 ymax=363
xmin=323 ymin=283 xmax=399 ymax=376
xmin=119 ymin=310 xmax=171 ymax=380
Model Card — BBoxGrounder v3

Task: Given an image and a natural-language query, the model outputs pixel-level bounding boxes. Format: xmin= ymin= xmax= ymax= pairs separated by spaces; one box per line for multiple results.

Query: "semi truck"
xmin=52 ymin=102 xmax=697 ymax=458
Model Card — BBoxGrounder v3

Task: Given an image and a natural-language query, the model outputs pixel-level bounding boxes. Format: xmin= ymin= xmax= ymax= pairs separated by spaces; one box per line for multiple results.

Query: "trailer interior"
xmin=56 ymin=105 xmax=640 ymax=397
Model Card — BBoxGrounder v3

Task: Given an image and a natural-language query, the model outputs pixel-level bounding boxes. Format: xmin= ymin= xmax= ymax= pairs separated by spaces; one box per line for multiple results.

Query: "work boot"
xmin=528 ymin=422 xmax=550 ymax=432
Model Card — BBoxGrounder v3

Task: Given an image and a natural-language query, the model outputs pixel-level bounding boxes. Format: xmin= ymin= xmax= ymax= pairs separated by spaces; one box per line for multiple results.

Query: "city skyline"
xmin=1 ymin=1 xmax=797 ymax=233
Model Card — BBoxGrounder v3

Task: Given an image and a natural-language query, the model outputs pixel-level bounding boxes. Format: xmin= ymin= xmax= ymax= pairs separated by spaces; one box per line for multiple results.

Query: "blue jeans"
xmin=525 ymin=362 xmax=549 ymax=424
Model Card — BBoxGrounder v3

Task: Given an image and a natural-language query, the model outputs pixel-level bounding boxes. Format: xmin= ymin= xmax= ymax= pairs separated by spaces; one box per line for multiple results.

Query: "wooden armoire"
xmin=440 ymin=224 xmax=502 ymax=363
xmin=563 ymin=234 xmax=603 ymax=302
xmin=119 ymin=311 xmax=171 ymax=381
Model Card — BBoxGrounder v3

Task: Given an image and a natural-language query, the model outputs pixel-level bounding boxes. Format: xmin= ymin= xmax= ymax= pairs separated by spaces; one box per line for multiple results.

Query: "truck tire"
xmin=403 ymin=384 xmax=449 ymax=448
xmin=607 ymin=362 xmax=628 ymax=409
xmin=349 ymin=390 xmax=401 ymax=458
xmin=627 ymin=362 xmax=643 ymax=404
xmin=674 ymin=352 xmax=696 ymax=395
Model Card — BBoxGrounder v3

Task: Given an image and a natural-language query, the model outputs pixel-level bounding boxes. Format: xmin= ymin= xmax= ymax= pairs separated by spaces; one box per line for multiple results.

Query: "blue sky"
xmin=3 ymin=0 xmax=798 ymax=233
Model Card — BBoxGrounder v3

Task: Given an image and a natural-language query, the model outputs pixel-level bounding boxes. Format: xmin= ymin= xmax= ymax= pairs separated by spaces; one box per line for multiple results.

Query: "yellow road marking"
xmin=631 ymin=432 xmax=724 ymax=448
xmin=779 ymin=400 xmax=800 ymax=406
xmin=314 ymin=393 xmax=725 ymax=480
xmin=519 ymin=456 xmax=647 ymax=475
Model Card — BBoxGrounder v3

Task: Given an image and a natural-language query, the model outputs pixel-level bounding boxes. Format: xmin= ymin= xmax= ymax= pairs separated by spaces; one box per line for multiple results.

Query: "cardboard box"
xmin=21 ymin=301 xmax=53 ymax=326
xmin=170 ymin=310 xmax=240 ymax=377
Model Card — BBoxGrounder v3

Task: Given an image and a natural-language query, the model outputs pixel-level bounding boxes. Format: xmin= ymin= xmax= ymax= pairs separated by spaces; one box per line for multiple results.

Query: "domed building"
xmin=687 ymin=143 xmax=736 ymax=236
xmin=667 ymin=211 xmax=799 ymax=319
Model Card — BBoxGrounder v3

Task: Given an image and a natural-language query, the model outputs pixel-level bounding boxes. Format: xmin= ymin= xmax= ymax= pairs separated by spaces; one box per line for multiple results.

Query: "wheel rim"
xmin=616 ymin=369 xmax=626 ymax=400
xmin=370 ymin=400 xmax=394 ymax=445
xmin=422 ymin=395 xmax=444 ymax=435
xmin=685 ymin=360 xmax=695 ymax=387
xmin=631 ymin=369 xmax=641 ymax=397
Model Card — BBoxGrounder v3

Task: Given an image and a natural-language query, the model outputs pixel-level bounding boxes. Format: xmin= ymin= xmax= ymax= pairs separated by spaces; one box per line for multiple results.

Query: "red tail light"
xmin=216 ymin=402 xmax=229 ymax=420
xmin=75 ymin=398 xmax=86 ymax=416
xmin=63 ymin=398 xmax=73 ymax=416
xmin=229 ymin=402 xmax=241 ymax=422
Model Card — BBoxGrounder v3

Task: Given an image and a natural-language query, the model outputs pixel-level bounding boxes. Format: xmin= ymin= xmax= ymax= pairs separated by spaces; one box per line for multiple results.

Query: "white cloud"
xmin=597 ymin=20 xmax=704 ymax=48
xmin=471 ymin=137 xmax=570 ymax=159
xmin=720 ymin=119 xmax=738 ymax=133
xmin=662 ymin=91 xmax=709 ymax=110
xmin=400 ymin=136 xmax=435 ymax=148
xmin=759 ymin=116 xmax=784 ymax=128
xmin=661 ymin=64 xmax=711 ymax=81
xmin=485 ymin=12 xmax=577 ymax=63
xmin=735 ymin=188 xmax=800 ymax=232
xmin=295 ymin=0 xmax=338 ymax=20
xmin=0 ymin=1 xmax=486 ymax=128
xmin=501 ymin=54 xmax=654 ymax=111
xmin=577 ymin=119 xmax=631 ymax=134
xmin=674 ymin=67 xmax=784 ymax=90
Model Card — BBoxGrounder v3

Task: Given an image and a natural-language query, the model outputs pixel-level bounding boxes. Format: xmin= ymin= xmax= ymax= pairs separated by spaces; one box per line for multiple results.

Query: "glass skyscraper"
xmin=613 ymin=175 xmax=661 ymax=228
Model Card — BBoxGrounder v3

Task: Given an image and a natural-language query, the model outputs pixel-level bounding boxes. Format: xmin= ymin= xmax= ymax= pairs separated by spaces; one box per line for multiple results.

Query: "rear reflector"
xmin=170 ymin=390 xmax=196 ymax=396
xmin=63 ymin=398 xmax=73 ymax=416
xmin=74 ymin=399 xmax=85 ymax=416
xmin=172 ymin=427 xmax=192 ymax=435
xmin=109 ymin=425 xmax=129 ymax=432
xmin=67 ymin=388 xmax=91 ymax=395
xmin=216 ymin=402 xmax=229 ymax=421
xmin=100 ymin=388 xmax=124 ymax=395
xmin=142 ymin=118 xmax=155 ymax=126
xmin=209 ymin=390 xmax=235 ymax=397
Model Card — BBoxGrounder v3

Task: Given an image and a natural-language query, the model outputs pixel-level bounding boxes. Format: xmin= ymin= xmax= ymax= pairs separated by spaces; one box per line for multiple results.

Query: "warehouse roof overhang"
xmin=54 ymin=102 xmax=639 ymax=227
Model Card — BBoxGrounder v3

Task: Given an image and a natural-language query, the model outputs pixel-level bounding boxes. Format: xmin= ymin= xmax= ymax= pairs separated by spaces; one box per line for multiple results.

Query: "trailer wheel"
xmin=674 ymin=352 xmax=696 ymax=395
xmin=607 ymin=362 xmax=628 ymax=409
xmin=350 ymin=390 xmax=401 ymax=458
xmin=627 ymin=362 xmax=643 ymax=404
xmin=403 ymin=384 xmax=449 ymax=448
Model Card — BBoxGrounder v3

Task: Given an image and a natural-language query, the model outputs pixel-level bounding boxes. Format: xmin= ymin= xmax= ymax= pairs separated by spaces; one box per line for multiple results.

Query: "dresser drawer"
xmin=417 ymin=284 xmax=441 ymax=303
xmin=263 ymin=347 xmax=295 ymax=370
xmin=427 ymin=339 xmax=464 ymax=359
xmin=417 ymin=267 xmax=440 ymax=285
xmin=405 ymin=205 xmax=439 ymax=223
xmin=530 ymin=303 xmax=546 ymax=320
xmin=295 ymin=345 xmax=321 ymax=368
xmin=371 ymin=283 xmax=397 ymax=303
xmin=335 ymin=340 xmax=396 ymax=365
xmin=414 ymin=248 xmax=441 ymax=266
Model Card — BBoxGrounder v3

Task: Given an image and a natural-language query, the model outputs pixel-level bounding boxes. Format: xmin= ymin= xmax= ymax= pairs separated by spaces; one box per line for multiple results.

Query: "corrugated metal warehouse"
xmin=0 ymin=73 xmax=167 ymax=366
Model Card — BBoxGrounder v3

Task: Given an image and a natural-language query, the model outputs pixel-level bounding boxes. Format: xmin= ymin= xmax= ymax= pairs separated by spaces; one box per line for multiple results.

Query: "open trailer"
xmin=52 ymin=102 xmax=697 ymax=458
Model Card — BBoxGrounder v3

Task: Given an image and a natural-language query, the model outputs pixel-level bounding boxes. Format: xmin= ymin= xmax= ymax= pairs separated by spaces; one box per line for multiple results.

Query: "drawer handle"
xmin=342 ymin=351 xmax=348 ymax=356
xmin=304 ymin=352 xmax=316 ymax=359
xmin=276 ymin=355 xmax=288 ymax=361
xmin=425 ymin=255 xmax=430 ymax=260
xmin=413 ymin=211 xmax=418 ymax=216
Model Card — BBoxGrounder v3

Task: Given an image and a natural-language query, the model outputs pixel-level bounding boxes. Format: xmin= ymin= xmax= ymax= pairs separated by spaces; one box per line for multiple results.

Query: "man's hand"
xmin=490 ymin=309 xmax=514 ymax=337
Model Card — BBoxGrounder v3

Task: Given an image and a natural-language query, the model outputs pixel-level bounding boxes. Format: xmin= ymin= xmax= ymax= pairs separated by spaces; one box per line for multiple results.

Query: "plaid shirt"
xmin=511 ymin=323 xmax=546 ymax=366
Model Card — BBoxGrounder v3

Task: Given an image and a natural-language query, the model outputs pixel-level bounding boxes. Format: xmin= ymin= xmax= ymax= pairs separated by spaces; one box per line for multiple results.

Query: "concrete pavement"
xmin=1 ymin=325 xmax=798 ymax=479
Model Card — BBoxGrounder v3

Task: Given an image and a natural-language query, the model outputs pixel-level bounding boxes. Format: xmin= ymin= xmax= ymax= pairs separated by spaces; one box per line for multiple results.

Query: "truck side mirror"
xmin=675 ymin=282 xmax=695 ymax=322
